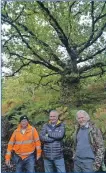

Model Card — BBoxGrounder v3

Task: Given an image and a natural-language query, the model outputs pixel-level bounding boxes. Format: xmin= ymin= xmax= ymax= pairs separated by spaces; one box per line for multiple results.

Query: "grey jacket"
xmin=73 ymin=121 xmax=105 ymax=171
xmin=40 ymin=120 xmax=65 ymax=160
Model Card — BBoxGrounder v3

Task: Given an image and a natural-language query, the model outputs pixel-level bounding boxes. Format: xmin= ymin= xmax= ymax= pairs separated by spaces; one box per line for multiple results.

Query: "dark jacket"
xmin=40 ymin=120 xmax=65 ymax=160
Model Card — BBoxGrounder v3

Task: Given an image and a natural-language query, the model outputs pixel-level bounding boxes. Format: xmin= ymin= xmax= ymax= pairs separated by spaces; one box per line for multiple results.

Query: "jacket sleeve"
xmin=72 ymin=131 xmax=76 ymax=155
xmin=40 ymin=124 xmax=54 ymax=143
xmin=93 ymin=128 xmax=105 ymax=170
xmin=5 ymin=131 xmax=16 ymax=161
xmin=33 ymin=128 xmax=42 ymax=157
xmin=48 ymin=123 xmax=65 ymax=140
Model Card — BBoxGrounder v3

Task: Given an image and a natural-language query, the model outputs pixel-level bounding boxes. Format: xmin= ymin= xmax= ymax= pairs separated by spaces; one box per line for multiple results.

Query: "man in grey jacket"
xmin=73 ymin=110 xmax=105 ymax=172
xmin=40 ymin=110 xmax=66 ymax=173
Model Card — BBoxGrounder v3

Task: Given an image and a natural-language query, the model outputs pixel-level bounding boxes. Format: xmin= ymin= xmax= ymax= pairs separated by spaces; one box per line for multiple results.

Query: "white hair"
xmin=76 ymin=110 xmax=90 ymax=121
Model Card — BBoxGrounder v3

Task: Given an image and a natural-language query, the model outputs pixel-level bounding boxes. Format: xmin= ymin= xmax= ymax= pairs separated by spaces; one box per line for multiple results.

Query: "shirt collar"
xmin=85 ymin=122 xmax=89 ymax=128
xmin=81 ymin=122 xmax=89 ymax=129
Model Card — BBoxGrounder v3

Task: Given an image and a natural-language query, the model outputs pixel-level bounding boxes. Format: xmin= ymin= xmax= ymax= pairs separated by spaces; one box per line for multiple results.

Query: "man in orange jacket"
xmin=5 ymin=115 xmax=42 ymax=173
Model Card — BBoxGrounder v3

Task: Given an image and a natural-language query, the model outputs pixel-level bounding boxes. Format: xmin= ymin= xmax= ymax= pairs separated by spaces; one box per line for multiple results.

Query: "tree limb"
xmin=78 ymin=1 xmax=95 ymax=54
xmin=5 ymin=61 xmax=32 ymax=77
xmin=2 ymin=12 xmax=65 ymax=69
xmin=78 ymin=22 xmax=106 ymax=54
xmin=13 ymin=6 xmax=25 ymax=22
xmin=95 ymin=2 xmax=106 ymax=23
xmin=40 ymin=72 xmax=59 ymax=78
xmin=2 ymin=14 xmax=63 ymax=74
xmin=16 ymin=21 xmax=66 ymax=68
xmin=37 ymin=1 xmax=78 ymax=65
xmin=78 ymin=2 xmax=106 ymax=54
xmin=77 ymin=46 xmax=106 ymax=63
xmin=79 ymin=62 xmax=106 ymax=74
xmin=69 ymin=1 xmax=76 ymax=12
xmin=80 ymin=69 xmax=106 ymax=79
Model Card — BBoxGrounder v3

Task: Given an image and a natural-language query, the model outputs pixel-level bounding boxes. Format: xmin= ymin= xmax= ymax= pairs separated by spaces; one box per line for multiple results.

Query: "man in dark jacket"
xmin=40 ymin=110 xmax=66 ymax=172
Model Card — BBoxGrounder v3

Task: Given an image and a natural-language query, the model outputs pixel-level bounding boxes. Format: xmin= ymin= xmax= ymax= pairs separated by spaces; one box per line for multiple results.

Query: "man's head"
xmin=76 ymin=110 xmax=90 ymax=127
xmin=49 ymin=110 xmax=59 ymax=124
xmin=19 ymin=115 xmax=29 ymax=129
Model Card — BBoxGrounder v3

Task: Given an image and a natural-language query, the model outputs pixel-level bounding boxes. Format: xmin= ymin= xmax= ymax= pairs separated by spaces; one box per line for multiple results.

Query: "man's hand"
xmin=72 ymin=153 xmax=75 ymax=160
xmin=93 ymin=162 xmax=101 ymax=172
xmin=5 ymin=160 xmax=11 ymax=167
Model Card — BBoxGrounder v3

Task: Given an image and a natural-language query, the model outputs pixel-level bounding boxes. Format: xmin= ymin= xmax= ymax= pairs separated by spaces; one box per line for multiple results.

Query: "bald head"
xmin=49 ymin=110 xmax=59 ymax=124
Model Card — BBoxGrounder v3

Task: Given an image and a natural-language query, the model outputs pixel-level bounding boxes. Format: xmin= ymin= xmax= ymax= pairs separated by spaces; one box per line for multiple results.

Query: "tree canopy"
xmin=1 ymin=1 xmax=106 ymax=150
xmin=2 ymin=1 xmax=106 ymax=80
xmin=2 ymin=1 xmax=106 ymax=115
xmin=1 ymin=3 xmax=106 ymax=172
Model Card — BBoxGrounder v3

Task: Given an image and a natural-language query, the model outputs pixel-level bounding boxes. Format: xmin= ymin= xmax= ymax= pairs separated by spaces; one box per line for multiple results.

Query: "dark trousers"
xmin=44 ymin=158 xmax=66 ymax=173
xmin=13 ymin=153 xmax=35 ymax=173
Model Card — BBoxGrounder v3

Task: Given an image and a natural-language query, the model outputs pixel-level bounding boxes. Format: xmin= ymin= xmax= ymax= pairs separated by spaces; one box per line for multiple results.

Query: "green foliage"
xmin=2 ymin=1 xmax=106 ymax=149
xmin=2 ymin=65 xmax=60 ymax=107
xmin=2 ymin=65 xmax=61 ymax=132
xmin=2 ymin=1 xmax=106 ymax=79
xmin=2 ymin=68 xmax=106 ymax=141
xmin=92 ymin=106 xmax=106 ymax=146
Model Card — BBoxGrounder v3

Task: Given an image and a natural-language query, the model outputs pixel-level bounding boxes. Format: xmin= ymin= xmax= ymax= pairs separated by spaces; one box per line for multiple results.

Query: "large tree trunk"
xmin=60 ymin=75 xmax=82 ymax=107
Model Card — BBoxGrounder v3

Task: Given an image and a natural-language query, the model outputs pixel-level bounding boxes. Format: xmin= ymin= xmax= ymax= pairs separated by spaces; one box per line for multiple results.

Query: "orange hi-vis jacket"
xmin=5 ymin=124 xmax=42 ymax=160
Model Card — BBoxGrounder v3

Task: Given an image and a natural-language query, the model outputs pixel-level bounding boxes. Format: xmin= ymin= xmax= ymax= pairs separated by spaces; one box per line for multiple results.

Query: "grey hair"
xmin=76 ymin=110 xmax=90 ymax=121
xmin=49 ymin=110 xmax=59 ymax=117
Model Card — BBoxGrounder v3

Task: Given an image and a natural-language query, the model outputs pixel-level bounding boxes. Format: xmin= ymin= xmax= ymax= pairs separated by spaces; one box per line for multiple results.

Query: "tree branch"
xmin=77 ymin=46 xmax=106 ymax=63
xmin=67 ymin=1 xmax=76 ymax=41
xmin=80 ymin=69 xmax=106 ymax=79
xmin=69 ymin=1 xmax=76 ymax=12
xmin=37 ymin=1 xmax=78 ymax=65
xmin=95 ymin=2 xmax=106 ymax=23
xmin=6 ymin=49 xmax=63 ymax=75
xmin=27 ymin=75 xmax=60 ymax=92
xmin=3 ymin=34 xmax=18 ymax=47
xmin=79 ymin=62 xmax=106 ymax=74
xmin=90 ymin=23 xmax=106 ymax=46
xmin=78 ymin=22 xmax=106 ymax=54
xmin=5 ymin=61 xmax=32 ymax=77
xmin=78 ymin=2 xmax=106 ymax=54
xmin=13 ymin=6 xmax=25 ymax=22
xmin=40 ymin=72 xmax=59 ymax=78
xmin=15 ymin=21 xmax=65 ymax=68
xmin=78 ymin=1 xmax=95 ymax=54
xmin=2 ymin=12 xmax=65 ymax=69
xmin=2 ymin=14 xmax=62 ymax=74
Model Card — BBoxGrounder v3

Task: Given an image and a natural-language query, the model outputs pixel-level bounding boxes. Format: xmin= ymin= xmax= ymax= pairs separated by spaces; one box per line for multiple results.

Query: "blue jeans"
xmin=74 ymin=159 xmax=94 ymax=172
xmin=13 ymin=153 xmax=35 ymax=173
xmin=44 ymin=158 xmax=66 ymax=173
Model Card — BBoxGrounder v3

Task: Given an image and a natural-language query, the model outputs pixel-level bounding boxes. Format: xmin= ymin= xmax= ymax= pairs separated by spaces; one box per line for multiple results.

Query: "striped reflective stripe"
xmin=6 ymin=150 xmax=11 ymax=155
xmin=16 ymin=151 xmax=34 ymax=156
xmin=8 ymin=141 xmax=14 ymax=145
xmin=9 ymin=137 xmax=39 ymax=145
xmin=15 ymin=140 xmax=33 ymax=145
xmin=36 ymin=146 xmax=41 ymax=150
xmin=33 ymin=138 xmax=39 ymax=142
xmin=32 ymin=127 xmax=39 ymax=142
